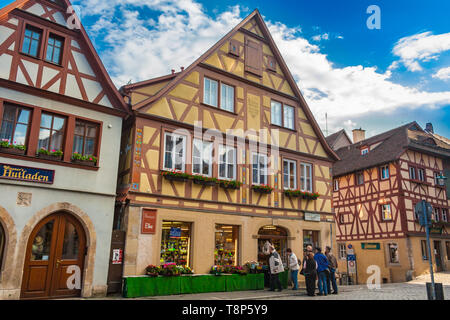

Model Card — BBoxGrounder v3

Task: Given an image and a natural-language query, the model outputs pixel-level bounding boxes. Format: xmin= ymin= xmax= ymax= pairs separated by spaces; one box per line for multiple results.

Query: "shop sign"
xmin=304 ymin=212 xmax=321 ymax=222
xmin=170 ymin=227 xmax=182 ymax=238
xmin=141 ymin=209 xmax=157 ymax=234
xmin=430 ymin=227 xmax=443 ymax=235
xmin=361 ymin=242 xmax=380 ymax=250
xmin=112 ymin=249 xmax=123 ymax=264
xmin=0 ymin=163 xmax=54 ymax=184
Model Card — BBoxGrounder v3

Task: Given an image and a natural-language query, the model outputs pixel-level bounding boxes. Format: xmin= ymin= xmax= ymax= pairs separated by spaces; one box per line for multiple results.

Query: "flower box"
xmin=0 ymin=146 xmax=26 ymax=155
xmin=251 ymin=185 xmax=273 ymax=194
xmin=161 ymin=170 xmax=190 ymax=182
xmin=37 ymin=154 xmax=63 ymax=161
xmin=71 ymin=159 xmax=97 ymax=167
xmin=193 ymin=179 xmax=217 ymax=186
xmin=191 ymin=175 xmax=218 ymax=186
xmin=218 ymin=180 xmax=242 ymax=190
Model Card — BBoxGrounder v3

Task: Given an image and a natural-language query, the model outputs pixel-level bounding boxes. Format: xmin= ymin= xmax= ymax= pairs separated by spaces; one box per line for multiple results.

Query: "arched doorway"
xmin=257 ymin=225 xmax=288 ymax=266
xmin=21 ymin=212 xmax=86 ymax=299
xmin=0 ymin=221 xmax=5 ymax=272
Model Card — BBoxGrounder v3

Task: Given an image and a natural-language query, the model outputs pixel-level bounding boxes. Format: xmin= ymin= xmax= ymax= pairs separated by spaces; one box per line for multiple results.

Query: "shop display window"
xmin=160 ymin=221 xmax=191 ymax=266
xmin=214 ymin=224 xmax=239 ymax=266
xmin=257 ymin=225 xmax=288 ymax=266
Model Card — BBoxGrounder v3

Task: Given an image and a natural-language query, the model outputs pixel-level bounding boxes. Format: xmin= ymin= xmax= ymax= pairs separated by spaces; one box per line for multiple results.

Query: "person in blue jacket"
xmin=314 ymin=247 xmax=330 ymax=296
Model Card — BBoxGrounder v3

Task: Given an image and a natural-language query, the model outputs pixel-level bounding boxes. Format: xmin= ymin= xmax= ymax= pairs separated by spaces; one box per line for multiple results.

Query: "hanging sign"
xmin=141 ymin=209 xmax=157 ymax=234
xmin=0 ymin=163 xmax=55 ymax=184
xmin=361 ymin=243 xmax=381 ymax=250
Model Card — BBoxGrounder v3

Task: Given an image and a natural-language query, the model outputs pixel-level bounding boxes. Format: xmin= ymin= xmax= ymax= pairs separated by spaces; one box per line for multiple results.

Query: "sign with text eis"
xmin=0 ymin=163 xmax=55 ymax=184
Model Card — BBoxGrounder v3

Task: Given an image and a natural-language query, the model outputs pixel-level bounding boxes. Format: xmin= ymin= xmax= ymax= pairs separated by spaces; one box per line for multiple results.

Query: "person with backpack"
xmin=314 ymin=247 xmax=330 ymax=296
xmin=286 ymin=248 xmax=299 ymax=290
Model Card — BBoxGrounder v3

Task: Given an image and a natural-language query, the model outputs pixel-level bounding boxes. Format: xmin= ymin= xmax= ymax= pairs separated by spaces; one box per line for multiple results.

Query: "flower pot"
xmin=37 ymin=154 xmax=63 ymax=161
xmin=252 ymin=188 xmax=272 ymax=194
xmin=219 ymin=183 xmax=240 ymax=190
xmin=72 ymin=159 xmax=97 ymax=167
xmin=193 ymin=179 xmax=217 ymax=186
xmin=163 ymin=174 xmax=188 ymax=182
xmin=0 ymin=146 xmax=25 ymax=155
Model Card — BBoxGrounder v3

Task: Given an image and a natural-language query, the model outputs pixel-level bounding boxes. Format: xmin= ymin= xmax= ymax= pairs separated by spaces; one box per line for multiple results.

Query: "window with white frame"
xmin=381 ymin=165 xmax=389 ymax=180
xmin=163 ymin=132 xmax=186 ymax=171
xmin=271 ymin=101 xmax=282 ymax=126
xmin=283 ymin=159 xmax=297 ymax=190
xmin=220 ymin=83 xmax=234 ymax=112
xmin=300 ymin=163 xmax=312 ymax=192
xmin=418 ymin=168 xmax=425 ymax=181
xmin=381 ymin=204 xmax=392 ymax=221
xmin=252 ymin=153 xmax=268 ymax=185
xmin=338 ymin=244 xmax=346 ymax=260
xmin=219 ymin=145 xmax=236 ymax=180
xmin=283 ymin=105 xmax=294 ymax=130
xmin=192 ymin=139 xmax=213 ymax=176
xmin=334 ymin=179 xmax=339 ymax=191
xmin=361 ymin=147 xmax=369 ymax=155
xmin=203 ymin=77 xmax=218 ymax=107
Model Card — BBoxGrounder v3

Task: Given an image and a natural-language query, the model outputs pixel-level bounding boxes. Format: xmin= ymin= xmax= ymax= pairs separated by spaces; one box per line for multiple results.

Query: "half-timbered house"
xmin=116 ymin=10 xmax=339 ymax=279
xmin=0 ymin=0 xmax=128 ymax=299
xmin=333 ymin=122 xmax=450 ymax=284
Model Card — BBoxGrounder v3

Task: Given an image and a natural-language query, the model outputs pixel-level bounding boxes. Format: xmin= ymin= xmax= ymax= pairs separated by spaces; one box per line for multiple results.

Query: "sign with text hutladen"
xmin=0 ymin=163 xmax=55 ymax=184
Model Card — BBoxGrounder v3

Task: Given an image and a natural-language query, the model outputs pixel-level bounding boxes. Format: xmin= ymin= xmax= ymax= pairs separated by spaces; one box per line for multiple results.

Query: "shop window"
xmin=252 ymin=153 xmax=268 ymax=185
xmin=421 ymin=240 xmax=429 ymax=260
xmin=38 ymin=113 xmax=66 ymax=152
xmin=381 ymin=204 xmax=392 ymax=221
xmin=303 ymin=230 xmax=319 ymax=251
xmin=22 ymin=26 xmax=42 ymax=57
xmin=45 ymin=34 xmax=64 ymax=65
xmin=283 ymin=159 xmax=296 ymax=190
xmin=192 ymin=139 xmax=213 ymax=176
xmin=380 ymin=165 xmax=389 ymax=180
xmin=214 ymin=224 xmax=239 ymax=266
xmin=203 ymin=77 xmax=218 ymax=107
xmin=257 ymin=226 xmax=288 ymax=266
xmin=338 ymin=243 xmax=346 ymax=260
xmin=0 ymin=103 xmax=31 ymax=147
xmin=73 ymin=120 xmax=98 ymax=156
xmin=0 ymin=223 xmax=4 ymax=272
xmin=219 ymin=145 xmax=236 ymax=180
xmin=160 ymin=221 xmax=191 ymax=266
xmin=300 ymin=163 xmax=312 ymax=192
xmin=388 ymin=243 xmax=399 ymax=264
xmin=163 ymin=132 xmax=186 ymax=171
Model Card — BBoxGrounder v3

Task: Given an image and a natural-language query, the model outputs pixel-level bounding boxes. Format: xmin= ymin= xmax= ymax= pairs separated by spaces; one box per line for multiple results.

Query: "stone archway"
xmin=0 ymin=206 xmax=18 ymax=299
xmin=14 ymin=202 xmax=97 ymax=298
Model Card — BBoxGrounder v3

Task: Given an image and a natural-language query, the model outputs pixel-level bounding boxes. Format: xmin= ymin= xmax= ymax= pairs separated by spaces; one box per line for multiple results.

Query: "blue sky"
xmin=2 ymin=0 xmax=449 ymax=139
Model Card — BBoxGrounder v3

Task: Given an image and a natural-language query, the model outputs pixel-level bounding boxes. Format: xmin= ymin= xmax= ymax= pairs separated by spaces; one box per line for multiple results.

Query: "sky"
xmin=1 ymin=0 xmax=449 ymax=139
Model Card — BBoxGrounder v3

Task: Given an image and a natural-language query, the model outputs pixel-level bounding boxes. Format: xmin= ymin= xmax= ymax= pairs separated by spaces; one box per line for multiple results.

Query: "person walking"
xmin=304 ymin=252 xmax=317 ymax=296
xmin=314 ymin=247 xmax=330 ymax=296
xmin=286 ymin=248 xmax=299 ymax=290
xmin=268 ymin=245 xmax=284 ymax=292
xmin=325 ymin=246 xmax=338 ymax=294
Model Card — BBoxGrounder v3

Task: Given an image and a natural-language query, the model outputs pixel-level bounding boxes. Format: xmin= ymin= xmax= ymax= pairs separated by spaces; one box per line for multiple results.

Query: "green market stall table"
xmin=123 ymin=273 xmax=265 ymax=298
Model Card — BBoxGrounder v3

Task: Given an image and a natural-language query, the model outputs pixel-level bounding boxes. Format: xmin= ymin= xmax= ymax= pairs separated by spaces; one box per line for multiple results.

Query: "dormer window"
xmin=361 ymin=147 xmax=369 ymax=155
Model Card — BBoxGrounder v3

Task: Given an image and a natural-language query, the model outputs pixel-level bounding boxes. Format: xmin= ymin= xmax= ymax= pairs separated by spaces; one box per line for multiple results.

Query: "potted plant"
xmin=181 ymin=266 xmax=194 ymax=275
xmin=251 ymin=184 xmax=273 ymax=194
xmin=0 ymin=139 xmax=26 ymax=155
xmin=71 ymin=152 xmax=98 ymax=166
xmin=37 ymin=148 xmax=63 ymax=161
xmin=218 ymin=179 xmax=242 ymax=190
xmin=161 ymin=170 xmax=190 ymax=182
xmin=302 ymin=191 xmax=320 ymax=200
xmin=190 ymin=174 xmax=217 ymax=186
xmin=284 ymin=189 xmax=302 ymax=198
xmin=210 ymin=265 xmax=224 ymax=276
xmin=160 ymin=263 xmax=181 ymax=276
xmin=145 ymin=265 xmax=160 ymax=277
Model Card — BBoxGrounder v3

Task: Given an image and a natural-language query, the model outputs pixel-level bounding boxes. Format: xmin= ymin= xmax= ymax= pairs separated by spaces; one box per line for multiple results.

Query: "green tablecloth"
xmin=280 ymin=270 xmax=289 ymax=289
xmin=123 ymin=273 xmax=265 ymax=298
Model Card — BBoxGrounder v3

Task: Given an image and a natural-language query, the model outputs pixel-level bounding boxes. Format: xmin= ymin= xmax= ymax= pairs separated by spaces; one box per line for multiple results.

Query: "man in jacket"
xmin=314 ymin=247 xmax=329 ymax=296
xmin=268 ymin=245 xmax=284 ymax=292
xmin=325 ymin=246 xmax=338 ymax=294
xmin=286 ymin=248 xmax=299 ymax=290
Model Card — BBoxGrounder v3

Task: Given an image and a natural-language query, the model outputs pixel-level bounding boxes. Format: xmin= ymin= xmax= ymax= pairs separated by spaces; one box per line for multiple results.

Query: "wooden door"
xmin=21 ymin=213 xmax=86 ymax=299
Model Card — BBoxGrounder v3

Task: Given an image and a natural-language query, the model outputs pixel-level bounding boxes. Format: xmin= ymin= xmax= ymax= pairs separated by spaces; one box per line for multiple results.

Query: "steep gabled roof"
xmin=326 ymin=129 xmax=352 ymax=150
xmin=128 ymin=9 xmax=338 ymax=161
xmin=0 ymin=0 xmax=129 ymax=115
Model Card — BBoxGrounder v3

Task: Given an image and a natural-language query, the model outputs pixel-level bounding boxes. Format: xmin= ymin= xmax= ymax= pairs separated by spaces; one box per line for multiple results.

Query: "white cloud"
xmin=433 ymin=67 xmax=450 ymax=80
xmin=73 ymin=0 xmax=450 ymax=134
xmin=312 ymin=33 xmax=329 ymax=41
xmin=391 ymin=31 xmax=450 ymax=71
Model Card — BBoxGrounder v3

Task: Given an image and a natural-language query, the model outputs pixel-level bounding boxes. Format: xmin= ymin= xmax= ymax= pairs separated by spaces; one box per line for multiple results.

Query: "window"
xmin=421 ymin=240 xmax=429 ymax=260
xmin=38 ymin=113 xmax=66 ymax=152
xmin=338 ymin=244 xmax=346 ymax=260
xmin=22 ymin=26 xmax=42 ymax=57
xmin=361 ymin=147 xmax=369 ymax=155
xmin=388 ymin=243 xmax=399 ymax=264
xmin=252 ymin=153 xmax=267 ymax=185
xmin=338 ymin=214 xmax=345 ymax=224
xmin=334 ymin=179 xmax=339 ymax=191
xmin=434 ymin=207 xmax=440 ymax=222
xmin=409 ymin=166 xmax=416 ymax=180
xmin=356 ymin=172 xmax=364 ymax=185
xmin=160 ymin=221 xmax=191 ymax=266
xmin=271 ymin=101 xmax=282 ymax=126
xmin=219 ymin=145 xmax=236 ymax=180
xmin=229 ymin=40 xmax=240 ymax=57
xmin=45 ymin=34 xmax=64 ymax=65
xmin=446 ymin=242 xmax=450 ymax=261
xmin=283 ymin=105 xmax=294 ymax=130
xmin=72 ymin=120 xmax=98 ymax=156
xmin=163 ymin=132 xmax=186 ymax=171
xmin=300 ymin=163 xmax=312 ymax=192
xmin=0 ymin=104 xmax=31 ymax=146
xmin=418 ymin=168 xmax=425 ymax=182
xmin=381 ymin=204 xmax=392 ymax=221
xmin=442 ymin=209 xmax=448 ymax=223
xmin=267 ymin=56 xmax=277 ymax=72
xmin=215 ymin=224 xmax=239 ymax=266
xmin=192 ymin=139 xmax=213 ymax=176
xmin=220 ymin=83 xmax=234 ymax=112
xmin=203 ymin=77 xmax=218 ymax=107
xmin=380 ymin=165 xmax=389 ymax=180
xmin=283 ymin=159 xmax=297 ymax=190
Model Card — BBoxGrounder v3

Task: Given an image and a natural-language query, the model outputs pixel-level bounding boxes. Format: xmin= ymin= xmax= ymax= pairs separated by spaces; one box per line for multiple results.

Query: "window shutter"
xmin=245 ymin=38 xmax=263 ymax=77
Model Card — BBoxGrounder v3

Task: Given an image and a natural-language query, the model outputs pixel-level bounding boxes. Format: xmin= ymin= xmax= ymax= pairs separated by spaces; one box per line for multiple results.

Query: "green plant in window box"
xmin=218 ymin=179 xmax=242 ymax=190
xmin=251 ymin=184 xmax=273 ymax=194
xmin=161 ymin=170 xmax=190 ymax=182
xmin=301 ymin=191 xmax=320 ymax=200
xmin=190 ymin=174 xmax=218 ymax=186
xmin=0 ymin=139 xmax=26 ymax=154
xmin=71 ymin=152 xmax=98 ymax=166
xmin=37 ymin=148 xmax=63 ymax=160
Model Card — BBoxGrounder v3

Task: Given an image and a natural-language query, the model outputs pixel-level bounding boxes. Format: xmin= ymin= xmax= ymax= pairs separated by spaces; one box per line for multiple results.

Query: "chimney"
xmin=425 ymin=123 xmax=434 ymax=133
xmin=180 ymin=66 xmax=184 ymax=71
xmin=352 ymin=128 xmax=366 ymax=143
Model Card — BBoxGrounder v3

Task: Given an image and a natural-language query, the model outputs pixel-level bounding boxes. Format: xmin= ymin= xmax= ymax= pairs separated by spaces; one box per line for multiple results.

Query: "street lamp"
xmin=436 ymin=173 xmax=447 ymax=186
